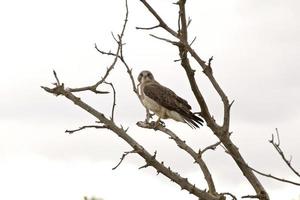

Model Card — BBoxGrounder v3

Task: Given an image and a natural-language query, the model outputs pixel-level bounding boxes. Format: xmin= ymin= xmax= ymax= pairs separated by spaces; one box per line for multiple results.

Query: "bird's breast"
xmin=142 ymin=95 xmax=161 ymax=113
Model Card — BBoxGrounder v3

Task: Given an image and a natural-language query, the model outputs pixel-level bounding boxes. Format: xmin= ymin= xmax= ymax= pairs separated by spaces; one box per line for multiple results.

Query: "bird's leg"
xmin=153 ymin=117 xmax=165 ymax=129
xmin=145 ymin=109 xmax=150 ymax=123
xmin=154 ymin=117 xmax=161 ymax=129
xmin=145 ymin=109 xmax=154 ymax=123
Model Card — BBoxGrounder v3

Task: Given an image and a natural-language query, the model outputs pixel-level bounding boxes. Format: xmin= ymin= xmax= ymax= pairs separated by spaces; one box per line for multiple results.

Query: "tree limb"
xmin=136 ymin=121 xmax=217 ymax=194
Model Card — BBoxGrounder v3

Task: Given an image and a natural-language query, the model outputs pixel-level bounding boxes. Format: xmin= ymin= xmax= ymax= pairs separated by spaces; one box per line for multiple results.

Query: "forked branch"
xmin=269 ymin=128 xmax=300 ymax=177
xmin=136 ymin=121 xmax=217 ymax=194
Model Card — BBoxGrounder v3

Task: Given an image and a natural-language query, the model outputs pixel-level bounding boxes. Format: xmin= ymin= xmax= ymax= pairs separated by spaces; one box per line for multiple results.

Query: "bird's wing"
xmin=143 ymin=82 xmax=191 ymax=113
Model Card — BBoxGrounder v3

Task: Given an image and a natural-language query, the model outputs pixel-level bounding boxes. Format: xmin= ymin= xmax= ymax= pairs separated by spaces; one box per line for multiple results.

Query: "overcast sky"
xmin=0 ymin=0 xmax=299 ymax=200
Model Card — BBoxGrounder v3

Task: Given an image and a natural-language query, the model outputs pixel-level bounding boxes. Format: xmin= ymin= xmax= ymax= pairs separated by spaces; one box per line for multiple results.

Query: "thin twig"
xmin=53 ymin=70 xmax=60 ymax=85
xmin=112 ymin=150 xmax=137 ymax=170
xmin=241 ymin=194 xmax=261 ymax=199
xmin=269 ymin=128 xmax=300 ymax=177
xmin=223 ymin=149 xmax=300 ymax=186
xmin=220 ymin=192 xmax=237 ymax=200
xmin=201 ymin=141 xmax=222 ymax=155
xmin=139 ymin=0 xmax=178 ymax=37
xmin=104 ymin=82 xmax=117 ymax=121
xmin=65 ymin=125 xmax=107 ymax=134
xmin=136 ymin=24 xmax=160 ymax=30
xmin=250 ymin=165 xmax=300 ymax=186
xmin=149 ymin=34 xmax=180 ymax=46
xmin=187 ymin=17 xmax=192 ymax=28
xmin=189 ymin=36 xmax=197 ymax=46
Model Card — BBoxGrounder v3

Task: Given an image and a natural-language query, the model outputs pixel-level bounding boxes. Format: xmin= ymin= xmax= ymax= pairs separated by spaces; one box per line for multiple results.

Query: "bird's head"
xmin=138 ymin=70 xmax=154 ymax=83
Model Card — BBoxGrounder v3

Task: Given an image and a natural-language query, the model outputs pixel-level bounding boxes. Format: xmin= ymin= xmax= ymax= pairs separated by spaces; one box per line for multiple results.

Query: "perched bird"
xmin=138 ymin=70 xmax=204 ymax=128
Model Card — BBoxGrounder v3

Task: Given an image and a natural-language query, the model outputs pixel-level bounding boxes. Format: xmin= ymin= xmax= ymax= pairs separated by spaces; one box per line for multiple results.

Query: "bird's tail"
xmin=183 ymin=113 xmax=204 ymax=129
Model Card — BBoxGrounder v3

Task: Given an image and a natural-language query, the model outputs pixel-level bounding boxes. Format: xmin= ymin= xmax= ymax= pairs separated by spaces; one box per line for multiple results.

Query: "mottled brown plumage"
xmin=138 ymin=70 xmax=203 ymax=128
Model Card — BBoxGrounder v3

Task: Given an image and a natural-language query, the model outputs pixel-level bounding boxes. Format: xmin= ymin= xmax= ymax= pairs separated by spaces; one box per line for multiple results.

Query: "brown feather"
xmin=143 ymin=82 xmax=203 ymax=127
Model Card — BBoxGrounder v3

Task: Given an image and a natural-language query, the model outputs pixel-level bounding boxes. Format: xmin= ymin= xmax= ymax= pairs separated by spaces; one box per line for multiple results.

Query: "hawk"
xmin=138 ymin=70 xmax=204 ymax=128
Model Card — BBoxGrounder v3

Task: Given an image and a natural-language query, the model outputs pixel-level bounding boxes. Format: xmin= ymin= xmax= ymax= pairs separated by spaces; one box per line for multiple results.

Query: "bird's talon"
xmin=159 ymin=120 xmax=166 ymax=127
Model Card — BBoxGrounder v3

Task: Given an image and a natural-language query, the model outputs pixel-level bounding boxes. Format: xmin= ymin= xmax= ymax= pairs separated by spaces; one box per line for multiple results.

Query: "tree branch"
xmin=269 ymin=128 xmax=300 ymax=177
xmin=220 ymin=192 xmax=237 ymax=200
xmin=104 ymin=82 xmax=117 ymax=121
xmin=242 ymin=194 xmax=263 ymax=199
xmin=201 ymin=141 xmax=222 ymax=155
xmin=136 ymin=24 xmax=160 ymax=30
xmin=149 ymin=34 xmax=180 ymax=46
xmin=136 ymin=121 xmax=217 ymax=194
xmin=249 ymin=163 xmax=300 ymax=186
xmin=139 ymin=0 xmax=178 ymax=37
xmin=222 ymin=146 xmax=300 ymax=186
xmin=66 ymin=0 xmax=130 ymax=95
xmin=65 ymin=125 xmax=107 ymax=134
xmin=112 ymin=150 xmax=137 ymax=170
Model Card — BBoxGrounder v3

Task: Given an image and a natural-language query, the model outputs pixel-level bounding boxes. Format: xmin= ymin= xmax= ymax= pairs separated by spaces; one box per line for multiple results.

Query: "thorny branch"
xmin=136 ymin=121 xmax=217 ymax=194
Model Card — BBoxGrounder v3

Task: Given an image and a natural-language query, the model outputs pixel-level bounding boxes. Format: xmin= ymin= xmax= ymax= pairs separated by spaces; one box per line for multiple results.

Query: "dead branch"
xmin=67 ymin=36 xmax=121 ymax=94
xmin=201 ymin=141 xmax=222 ymax=155
xmin=104 ymin=82 xmax=117 ymax=121
xmin=241 ymin=194 xmax=261 ymax=199
xmin=139 ymin=0 xmax=178 ymax=37
xmin=220 ymin=192 xmax=237 ymax=200
xmin=136 ymin=121 xmax=217 ymax=194
xmin=53 ymin=70 xmax=60 ymax=86
xmin=149 ymin=34 xmax=180 ymax=46
xmin=136 ymin=24 xmax=160 ymax=30
xmin=249 ymin=165 xmax=300 ymax=186
xmin=112 ymin=150 xmax=137 ymax=170
xmin=269 ymin=128 xmax=300 ymax=177
xmin=65 ymin=125 xmax=107 ymax=134
xmin=65 ymin=0 xmax=130 ymax=95
xmin=222 ymin=147 xmax=300 ymax=186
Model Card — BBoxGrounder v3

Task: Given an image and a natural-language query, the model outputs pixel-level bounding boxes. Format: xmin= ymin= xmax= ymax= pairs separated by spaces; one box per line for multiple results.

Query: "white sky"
xmin=0 ymin=0 xmax=300 ymax=200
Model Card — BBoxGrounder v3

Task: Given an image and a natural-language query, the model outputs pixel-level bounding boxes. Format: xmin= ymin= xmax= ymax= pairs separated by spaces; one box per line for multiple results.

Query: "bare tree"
xmin=42 ymin=1 xmax=299 ymax=200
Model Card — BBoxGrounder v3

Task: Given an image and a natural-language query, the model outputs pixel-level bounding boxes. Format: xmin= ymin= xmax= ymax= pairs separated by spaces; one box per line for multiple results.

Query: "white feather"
xmin=142 ymin=93 xmax=185 ymax=123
